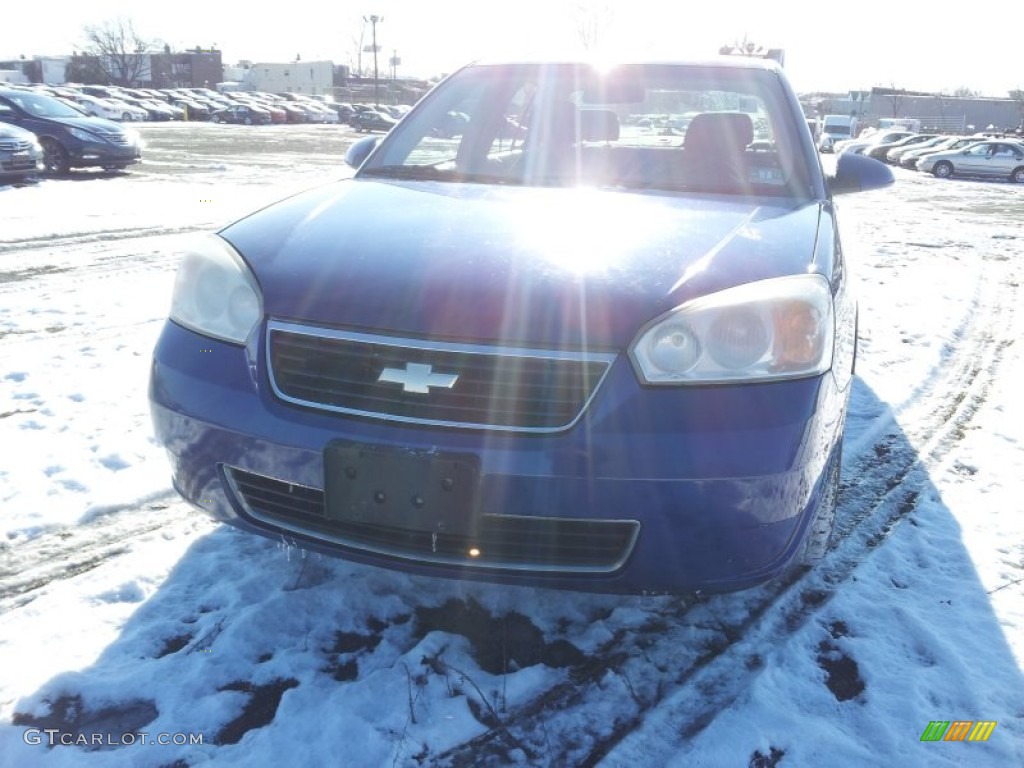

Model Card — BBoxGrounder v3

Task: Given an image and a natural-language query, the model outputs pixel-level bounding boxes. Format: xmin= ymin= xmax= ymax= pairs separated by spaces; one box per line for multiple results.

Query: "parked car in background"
xmin=277 ymin=102 xmax=309 ymax=123
xmin=0 ymin=121 xmax=43 ymax=182
xmin=107 ymin=97 xmax=147 ymax=119
xmin=0 ymin=88 xmax=141 ymax=175
xmin=817 ymin=114 xmax=857 ymax=153
xmin=917 ymin=140 xmax=1024 ymax=182
xmin=899 ymin=136 xmax=980 ymax=169
xmin=835 ymin=130 xmax=915 ymax=156
xmin=885 ymin=135 xmax=948 ymax=164
xmin=210 ymin=104 xmax=273 ymax=125
xmin=150 ymin=58 xmax=894 ymax=595
xmin=331 ymin=103 xmax=358 ymax=123
xmin=431 ymin=110 xmax=470 ymax=138
xmin=170 ymin=98 xmax=211 ymax=121
xmin=68 ymin=93 xmax=125 ymax=121
xmin=864 ymin=134 xmax=939 ymax=162
xmin=351 ymin=109 xmax=398 ymax=133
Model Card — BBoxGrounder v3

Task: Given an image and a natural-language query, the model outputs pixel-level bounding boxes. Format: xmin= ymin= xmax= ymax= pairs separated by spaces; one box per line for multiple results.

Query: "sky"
xmin=0 ymin=130 xmax=1023 ymax=765
xmin=1 ymin=0 xmax=1023 ymax=96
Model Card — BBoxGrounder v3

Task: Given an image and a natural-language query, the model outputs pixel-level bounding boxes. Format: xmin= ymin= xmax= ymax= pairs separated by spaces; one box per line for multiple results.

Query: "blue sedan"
xmin=150 ymin=59 xmax=893 ymax=594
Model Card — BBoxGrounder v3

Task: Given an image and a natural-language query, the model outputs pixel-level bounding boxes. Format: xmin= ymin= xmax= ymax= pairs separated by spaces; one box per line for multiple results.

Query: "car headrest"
xmin=684 ymin=112 xmax=754 ymax=154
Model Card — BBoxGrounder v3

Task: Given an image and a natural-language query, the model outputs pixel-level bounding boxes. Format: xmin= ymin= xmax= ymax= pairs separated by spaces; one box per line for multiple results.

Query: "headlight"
xmin=68 ymin=127 xmax=103 ymax=143
xmin=630 ymin=274 xmax=834 ymax=385
xmin=169 ymin=234 xmax=263 ymax=344
xmin=122 ymin=127 xmax=143 ymax=147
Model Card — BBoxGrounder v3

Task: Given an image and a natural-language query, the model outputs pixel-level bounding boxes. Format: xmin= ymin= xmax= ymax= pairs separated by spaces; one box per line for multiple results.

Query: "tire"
xmin=932 ymin=161 xmax=953 ymax=179
xmin=1011 ymin=167 xmax=1024 ymax=184
xmin=40 ymin=138 xmax=70 ymax=176
xmin=797 ymin=443 xmax=842 ymax=565
xmin=244 ymin=117 xmax=253 ymax=125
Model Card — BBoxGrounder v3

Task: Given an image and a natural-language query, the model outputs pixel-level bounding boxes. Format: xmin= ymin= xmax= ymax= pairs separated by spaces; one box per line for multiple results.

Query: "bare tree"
xmin=719 ymin=34 xmax=765 ymax=57
xmin=82 ymin=18 xmax=151 ymax=86
xmin=952 ymin=86 xmax=980 ymax=98
xmin=887 ymin=83 xmax=906 ymax=117
xmin=571 ymin=2 xmax=614 ymax=52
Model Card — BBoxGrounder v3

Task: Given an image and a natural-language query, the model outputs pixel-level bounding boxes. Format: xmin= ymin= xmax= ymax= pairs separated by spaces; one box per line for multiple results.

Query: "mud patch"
xmin=13 ymin=694 xmax=158 ymax=750
xmin=156 ymin=632 xmax=193 ymax=658
xmin=816 ymin=621 xmax=865 ymax=702
xmin=749 ymin=746 xmax=785 ymax=767
xmin=415 ymin=598 xmax=584 ymax=674
xmin=215 ymin=678 xmax=299 ymax=745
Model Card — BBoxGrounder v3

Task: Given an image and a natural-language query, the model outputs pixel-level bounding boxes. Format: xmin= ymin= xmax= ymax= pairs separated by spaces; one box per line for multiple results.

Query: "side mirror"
xmin=345 ymin=135 xmax=380 ymax=169
xmin=828 ymin=151 xmax=895 ymax=195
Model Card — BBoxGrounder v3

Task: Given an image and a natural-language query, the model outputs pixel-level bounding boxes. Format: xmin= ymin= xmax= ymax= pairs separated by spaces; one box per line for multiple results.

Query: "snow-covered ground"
xmin=1 ymin=124 xmax=1022 ymax=767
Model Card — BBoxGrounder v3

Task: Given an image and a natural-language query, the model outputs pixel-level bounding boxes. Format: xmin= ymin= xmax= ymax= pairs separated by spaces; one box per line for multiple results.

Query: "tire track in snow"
xmin=0 ymin=224 xmax=203 ymax=256
xmin=0 ymin=495 xmax=198 ymax=614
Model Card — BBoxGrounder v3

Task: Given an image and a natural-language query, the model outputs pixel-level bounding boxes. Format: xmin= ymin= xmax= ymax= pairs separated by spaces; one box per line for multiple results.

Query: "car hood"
xmin=0 ymin=123 xmax=38 ymax=141
xmin=221 ymin=179 xmax=825 ymax=348
xmin=38 ymin=115 xmax=126 ymax=134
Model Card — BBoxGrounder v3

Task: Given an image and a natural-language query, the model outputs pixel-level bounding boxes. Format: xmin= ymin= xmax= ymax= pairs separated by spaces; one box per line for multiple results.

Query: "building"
xmin=149 ymin=48 xmax=223 ymax=89
xmin=243 ymin=61 xmax=334 ymax=95
xmin=804 ymin=87 xmax=1022 ymax=135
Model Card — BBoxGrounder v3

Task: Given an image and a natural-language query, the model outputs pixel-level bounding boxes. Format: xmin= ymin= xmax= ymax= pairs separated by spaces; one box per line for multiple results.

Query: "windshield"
xmin=0 ymin=90 xmax=88 ymax=119
xmin=360 ymin=62 xmax=814 ymax=198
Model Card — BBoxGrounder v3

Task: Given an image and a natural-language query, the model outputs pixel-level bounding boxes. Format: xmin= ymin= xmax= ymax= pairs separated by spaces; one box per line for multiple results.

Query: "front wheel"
xmin=1011 ymin=167 xmax=1024 ymax=184
xmin=244 ymin=117 xmax=253 ymax=125
xmin=40 ymin=138 xmax=70 ymax=175
xmin=932 ymin=161 xmax=954 ymax=179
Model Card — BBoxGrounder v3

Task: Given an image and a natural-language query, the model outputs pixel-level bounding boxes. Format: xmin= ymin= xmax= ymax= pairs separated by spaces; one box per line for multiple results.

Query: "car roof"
xmin=464 ymin=57 xmax=782 ymax=73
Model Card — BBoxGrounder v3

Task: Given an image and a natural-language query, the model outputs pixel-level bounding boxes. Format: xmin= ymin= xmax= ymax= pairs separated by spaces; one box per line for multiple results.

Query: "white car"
xmin=71 ymin=94 xmax=123 ymax=121
xmin=106 ymin=99 xmax=149 ymax=121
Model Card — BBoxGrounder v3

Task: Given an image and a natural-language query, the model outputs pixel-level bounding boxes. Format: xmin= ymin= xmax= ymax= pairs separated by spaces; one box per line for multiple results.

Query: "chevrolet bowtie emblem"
xmin=378 ymin=362 xmax=459 ymax=394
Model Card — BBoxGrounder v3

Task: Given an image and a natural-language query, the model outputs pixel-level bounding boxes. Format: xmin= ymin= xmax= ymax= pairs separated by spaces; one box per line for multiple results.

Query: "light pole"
xmin=363 ymin=14 xmax=383 ymax=107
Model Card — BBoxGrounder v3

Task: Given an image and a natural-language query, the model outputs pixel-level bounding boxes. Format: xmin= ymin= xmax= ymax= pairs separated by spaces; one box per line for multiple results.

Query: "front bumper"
xmin=150 ymin=320 xmax=845 ymax=594
xmin=69 ymin=141 xmax=142 ymax=169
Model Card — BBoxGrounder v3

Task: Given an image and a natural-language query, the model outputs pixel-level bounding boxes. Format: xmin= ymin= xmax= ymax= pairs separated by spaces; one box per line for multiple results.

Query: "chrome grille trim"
xmin=266 ymin=320 xmax=617 ymax=433
xmin=224 ymin=466 xmax=640 ymax=574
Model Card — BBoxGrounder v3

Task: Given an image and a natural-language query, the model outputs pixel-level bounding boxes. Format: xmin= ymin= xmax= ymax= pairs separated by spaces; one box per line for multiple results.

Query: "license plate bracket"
xmin=323 ymin=442 xmax=479 ymax=534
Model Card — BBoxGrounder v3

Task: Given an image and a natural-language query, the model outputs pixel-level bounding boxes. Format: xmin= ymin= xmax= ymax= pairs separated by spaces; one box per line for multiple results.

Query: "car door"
xmin=987 ymin=143 xmax=1024 ymax=177
xmin=957 ymin=142 xmax=993 ymax=175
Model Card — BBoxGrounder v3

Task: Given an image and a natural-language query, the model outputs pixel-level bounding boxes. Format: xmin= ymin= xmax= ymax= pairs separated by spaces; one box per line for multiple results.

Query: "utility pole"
xmin=363 ymin=14 xmax=382 ymax=107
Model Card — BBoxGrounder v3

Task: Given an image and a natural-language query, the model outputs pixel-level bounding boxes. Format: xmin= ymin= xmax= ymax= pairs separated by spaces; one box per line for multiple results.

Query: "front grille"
xmin=92 ymin=130 xmax=130 ymax=145
xmin=267 ymin=321 xmax=616 ymax=432
xmin=0 ymin=140 xmax=32 ymax=152
xmin=226 ymin=467 xmax=639 ymax=574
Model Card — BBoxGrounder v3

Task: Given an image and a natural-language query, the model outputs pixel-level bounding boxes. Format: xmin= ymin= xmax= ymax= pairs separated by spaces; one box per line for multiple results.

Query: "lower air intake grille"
xmin=226 ymin=467 xmax=638 ymax=574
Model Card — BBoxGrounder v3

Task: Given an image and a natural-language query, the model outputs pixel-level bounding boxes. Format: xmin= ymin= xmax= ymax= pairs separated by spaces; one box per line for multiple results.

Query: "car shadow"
xmin=2 ymin=378 xmax=1021 ymax=764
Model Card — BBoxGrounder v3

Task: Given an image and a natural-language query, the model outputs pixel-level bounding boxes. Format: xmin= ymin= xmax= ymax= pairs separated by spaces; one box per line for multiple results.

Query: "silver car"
xmin=0 ymin=121 xmax=43 ymax=182
xmin=900 ymin=137 xmax=980 ymax=169
xmin=917 ymin=140 xmax=1024 ymax=182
